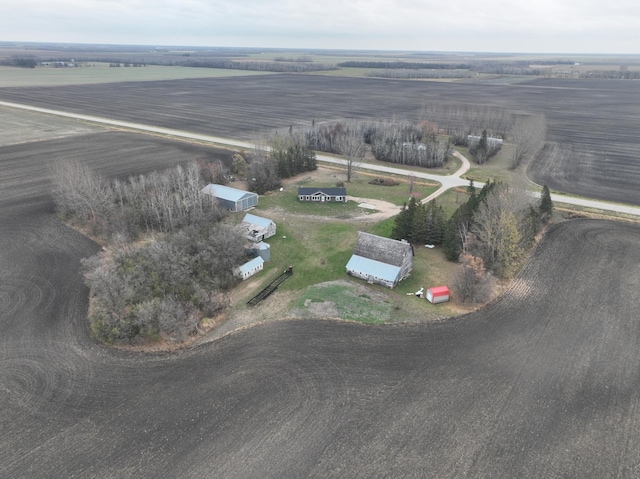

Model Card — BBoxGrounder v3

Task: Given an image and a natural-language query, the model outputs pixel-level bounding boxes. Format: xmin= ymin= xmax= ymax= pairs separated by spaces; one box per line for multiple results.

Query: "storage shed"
xmin=426 ymin=286 xmax=450 ymax=304
xmin=201 ymin=184 xmax=258 ymax=212
xmin=346 ymin=232 xmax=413 ymax=288
xmin=234 ymin=256 xmax=264 ymax=280
xmin=240 ymin=213 xmax=276 ymax=242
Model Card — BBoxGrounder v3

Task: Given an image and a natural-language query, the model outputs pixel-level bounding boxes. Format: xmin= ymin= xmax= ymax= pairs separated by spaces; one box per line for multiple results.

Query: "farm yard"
xmin=1 ymin=74 xmax=640 ymax=205
xmin=3 ymin=53 xmax=640 ymax=478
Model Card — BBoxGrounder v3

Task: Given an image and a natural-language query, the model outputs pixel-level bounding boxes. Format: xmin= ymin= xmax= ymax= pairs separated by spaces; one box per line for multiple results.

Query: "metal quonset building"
xmin=201 ymin=184 xmax=258 ymax=212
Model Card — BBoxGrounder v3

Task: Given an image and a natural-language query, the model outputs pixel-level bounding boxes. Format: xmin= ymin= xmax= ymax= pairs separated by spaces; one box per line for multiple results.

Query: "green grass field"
xmin=0 ymin=64 xmax=270 ymax=87
xmin=235 ymin=176 xmax=462 ymax=323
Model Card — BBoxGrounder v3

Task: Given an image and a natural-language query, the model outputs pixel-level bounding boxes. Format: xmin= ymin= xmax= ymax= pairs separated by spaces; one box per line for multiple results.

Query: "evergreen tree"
xmin=539 ymin=184 xmax=553 ymax=222
xmin=391 ymin=196 xmax=417 ymax=240
xmin=424 ymin=199 xmax=446 ymax=245
xmin=410 ymin=203 xmax=427 ymax=244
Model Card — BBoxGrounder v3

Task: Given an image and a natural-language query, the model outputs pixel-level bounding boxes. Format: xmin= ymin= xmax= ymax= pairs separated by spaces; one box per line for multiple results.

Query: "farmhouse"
xmin=298 ymin=187 xmax=347 ymax=202
xmin=346 ymin=232 xmax=413 ymax=288
xmin=201 ymin=184 xmax=258 ymax=212
xmin=234 ymin=256 xmax=264 ymax=280
xmin=240 ymin=213 xmax=276 ymax=243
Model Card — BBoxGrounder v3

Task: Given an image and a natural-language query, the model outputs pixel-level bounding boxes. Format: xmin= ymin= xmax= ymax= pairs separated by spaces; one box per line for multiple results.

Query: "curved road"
xmin=2 ymin=99 xmax=640 ymax=217
xmin=3 ymin=100 xmax=640 ymax=477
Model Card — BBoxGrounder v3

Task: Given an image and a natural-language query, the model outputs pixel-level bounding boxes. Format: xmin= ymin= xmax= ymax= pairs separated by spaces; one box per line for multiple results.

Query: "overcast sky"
xmin=2 ymin=0 xmax=638 ymax=54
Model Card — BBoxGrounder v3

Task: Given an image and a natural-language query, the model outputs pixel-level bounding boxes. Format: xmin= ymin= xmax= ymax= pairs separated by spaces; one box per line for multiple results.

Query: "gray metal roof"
xmin=201 ymin=184 xmax=257 ymax=202
xmin=298 ymin=187 xmax=346 ymax=196
xmin=353 ymin=232 xmax=411 ymax=267
xmin=237 ymin=256 xmax=264 ymax=274
xmin=346 ymin=254 xmax=401 ymax=283
xmin=242 ymin=213 xmax=274 ymax=229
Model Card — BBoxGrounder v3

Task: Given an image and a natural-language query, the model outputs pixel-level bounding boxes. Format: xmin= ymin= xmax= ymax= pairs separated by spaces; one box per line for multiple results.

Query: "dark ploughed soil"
xmin=2 ymin=74 xmax=640 ymax=205
xmin=2 ymin=118 xmax=640 ymax=477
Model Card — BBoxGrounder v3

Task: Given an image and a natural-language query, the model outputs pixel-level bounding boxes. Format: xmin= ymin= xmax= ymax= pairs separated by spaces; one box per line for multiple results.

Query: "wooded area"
xmin=392 ymin=180 xmax=553 ymax=304
xmin=50 ymin=159 xmax=246 ymax=343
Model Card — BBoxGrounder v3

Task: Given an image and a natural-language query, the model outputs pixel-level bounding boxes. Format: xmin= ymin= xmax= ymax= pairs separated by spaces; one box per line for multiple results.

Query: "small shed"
xmin=201 ymin=184 xmax=258 ymax=212
xmin=234 ymin=256 xmax=264 ymax=280
xmin=426 ymin=286 xmax=450 ymax=304
xmin=298 ymin=187 xmax=347 ymax=202
xmin=240 ymin=213 xmax=276 ymax=242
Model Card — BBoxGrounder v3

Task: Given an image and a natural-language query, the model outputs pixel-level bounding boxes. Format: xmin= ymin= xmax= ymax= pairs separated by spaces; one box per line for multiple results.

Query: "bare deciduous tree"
xmin=336 ymin=132 xmax=366 ymax=182
xmin=453 ymin=253 xmax=494 ymax=305
xmin=509 ymin=114 xmax=547 ymax=169
xmin=49 ymin=159 xmax=113 ymax=224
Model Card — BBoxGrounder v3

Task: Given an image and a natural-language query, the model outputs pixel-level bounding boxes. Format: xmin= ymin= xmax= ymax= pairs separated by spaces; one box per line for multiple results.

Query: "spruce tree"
xmin=540 ymin=185 xmax=553 ymax=222
xmin=391 ymin=197 xmax=417 ymax=240
xmin=410 ymin=203 xmax=428 ymax=244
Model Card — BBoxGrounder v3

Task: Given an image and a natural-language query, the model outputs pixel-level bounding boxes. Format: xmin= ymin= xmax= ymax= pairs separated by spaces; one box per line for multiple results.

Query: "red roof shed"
xmin=427 ymin=286 xmax=450 ymax=304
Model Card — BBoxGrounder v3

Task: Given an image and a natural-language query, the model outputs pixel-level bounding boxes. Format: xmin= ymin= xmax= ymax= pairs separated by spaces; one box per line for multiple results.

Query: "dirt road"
xmin=3 ymin=99 xmax=640 ymax=217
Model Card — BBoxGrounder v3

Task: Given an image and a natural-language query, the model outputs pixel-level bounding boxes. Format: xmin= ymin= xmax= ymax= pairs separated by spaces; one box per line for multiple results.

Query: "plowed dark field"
xmin=1 ymin=74 xmax=639 ymax=205
xmin=2 ymin=119 xmax=640 ymax=477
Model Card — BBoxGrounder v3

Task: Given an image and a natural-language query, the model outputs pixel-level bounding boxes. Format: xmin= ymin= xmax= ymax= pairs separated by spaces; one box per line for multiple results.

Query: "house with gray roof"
xmin=346 ymin=232 xmax=413 ymax=288
xmin=201 ymin=184 xmax=258 ymax=212
xmin=298 ymin=187 xmax=346 ymax=202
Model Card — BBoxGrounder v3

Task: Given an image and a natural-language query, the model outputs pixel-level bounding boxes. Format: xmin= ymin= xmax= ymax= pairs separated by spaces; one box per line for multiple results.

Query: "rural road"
xmin=2 ymin=99 xmax=640 ymax=218
xmin=3 ymin=99 xmax=640 ymax=477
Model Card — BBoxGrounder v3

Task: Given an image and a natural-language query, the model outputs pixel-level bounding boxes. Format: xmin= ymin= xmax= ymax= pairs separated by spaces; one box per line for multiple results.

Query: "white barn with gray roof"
xmin=346 ymin=232 xmax=413 ymax=288
xmin=240 ymin=213 xmax=276 ymax=242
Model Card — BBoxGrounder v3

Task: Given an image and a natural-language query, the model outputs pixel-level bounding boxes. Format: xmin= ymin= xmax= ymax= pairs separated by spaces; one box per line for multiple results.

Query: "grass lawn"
xmin=226 ymin=143 xmax=545 ymax=325
xmin=284 ymin=167 xmax=441 ymax=206
xmin=461 ymin=144 xmax=532 ymax=186
xmin=232 ymin=171 xmax=462 ymax=323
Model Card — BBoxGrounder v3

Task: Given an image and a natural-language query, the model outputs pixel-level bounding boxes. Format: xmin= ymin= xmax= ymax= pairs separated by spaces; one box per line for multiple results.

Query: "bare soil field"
xmin=0 ymin=107 xmax=106 ymax=146
xmin=0 ymin=130 xmax=237 ymax=213
xmin=1 ymin=74 xmax=639 ymax=204
xmin=4 ymin=77 xmax=640 ymax=478
xmin=4 ymin=147 xmax=640 ymax=479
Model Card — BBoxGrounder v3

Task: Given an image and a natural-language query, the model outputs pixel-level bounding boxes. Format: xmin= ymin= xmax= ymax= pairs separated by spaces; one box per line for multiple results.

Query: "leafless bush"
xmin=453 ymin=253 xmax=494 ymax=305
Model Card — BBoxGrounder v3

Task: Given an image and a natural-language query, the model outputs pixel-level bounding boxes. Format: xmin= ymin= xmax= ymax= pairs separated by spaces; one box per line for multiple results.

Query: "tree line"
xmin=243 ymin=132 xmax=318 ymax=194
xmin=392 ymin=180 xmax=553 ymax=304
xmin=366 ymin=69 xmax=473 ymax=79
xmin=181 ymin=59 xmax=338 ymax=72
xmin=338 ymin=61 xmax=470 ymax=69
xmin=303 ymin=119 xmax=451 ymax=169
xmin=49 ymin=159 xmax=247 ymax=344
xmin=50 ymin=159 xmax=226 ymax=240
xmin=0 ymin=55 xmax=38 ymax=68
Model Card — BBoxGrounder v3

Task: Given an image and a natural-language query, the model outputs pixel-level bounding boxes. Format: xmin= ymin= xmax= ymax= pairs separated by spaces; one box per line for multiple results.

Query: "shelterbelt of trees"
xmin=50 ymin=159 xmax=248 ymax=343
xmin=391 ymin=181 xmax=553 ymax=304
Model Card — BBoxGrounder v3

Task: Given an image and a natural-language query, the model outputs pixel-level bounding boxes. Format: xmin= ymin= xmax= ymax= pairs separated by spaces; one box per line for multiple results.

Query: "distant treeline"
xmin=338 ymin=61 xmax=470 ymax=70
xmin=274 ymin=56 xmax=313 ymax=62
xmin=0 ymin=55 xmax=37 ymax=68
xmin=180 ymin=60 xmax=338 ymax=72
xmin=366 ymin=69 xmax=473 ymax=79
